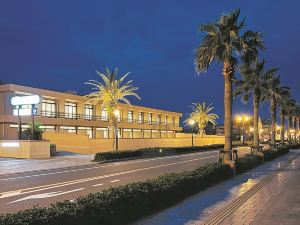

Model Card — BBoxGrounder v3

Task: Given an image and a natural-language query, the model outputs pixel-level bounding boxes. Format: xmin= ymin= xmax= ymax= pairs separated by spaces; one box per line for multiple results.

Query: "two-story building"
xmin=0 ymin=84 xmax=183 ymax=140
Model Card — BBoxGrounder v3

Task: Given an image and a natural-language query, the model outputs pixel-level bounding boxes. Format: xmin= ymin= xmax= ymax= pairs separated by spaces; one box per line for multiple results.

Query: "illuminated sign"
xmin=11 ymin=95 xmax=41 ymax=106
xmin=13 ymin=108 xmax=37 ymax=116
xmin=1 ymin=142 xmax=20 ymax=147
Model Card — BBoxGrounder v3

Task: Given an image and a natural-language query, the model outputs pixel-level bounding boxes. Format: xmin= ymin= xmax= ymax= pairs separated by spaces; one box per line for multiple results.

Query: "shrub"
xmin=287 ymin=142 xmax=300 ymax=149
xmin=0 ymin=163 xmax=231 ymax=225
xmin=94 ymin=144 xmax=224 ymax=161
xmin=263 ymin=146 xmax=289 ymax=162
xmin=236 ymin=155 xmax=263 ymax=173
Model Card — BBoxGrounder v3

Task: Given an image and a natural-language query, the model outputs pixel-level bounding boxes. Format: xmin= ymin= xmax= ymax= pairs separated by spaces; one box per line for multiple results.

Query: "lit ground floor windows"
xmin=60 ymin=126 xmax=76 ymax=133
xmin=78 ymin=127 xmax=93 ymax=138
xmin=5 ymin=124 xmax=175 ymax=140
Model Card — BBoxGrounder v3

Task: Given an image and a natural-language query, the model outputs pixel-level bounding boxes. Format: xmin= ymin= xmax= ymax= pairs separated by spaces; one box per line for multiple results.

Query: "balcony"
xmin=37 ymin=111 xmax=180 ymax=128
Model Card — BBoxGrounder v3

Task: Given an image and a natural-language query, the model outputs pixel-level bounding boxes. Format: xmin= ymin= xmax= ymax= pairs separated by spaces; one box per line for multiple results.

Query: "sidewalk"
xmin=0 ymin=151 xmax=95 ymax=175
xmin=134 ymin=150 xmax=300 ymax=225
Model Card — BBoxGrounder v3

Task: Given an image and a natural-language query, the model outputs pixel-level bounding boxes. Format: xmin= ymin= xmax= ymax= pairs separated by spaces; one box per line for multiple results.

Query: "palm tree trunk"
xmin=270 ymin=96 xmax=276 ymax=146
xmin=288 ymin=116 xmax=293 ymax=141
xmin=223 ymin=61 xmax=233 ymax=161
xmin=280 ymin=111 xmax=285 ymax=143
xmin=253 ymin=95 xmax=259 ymax=153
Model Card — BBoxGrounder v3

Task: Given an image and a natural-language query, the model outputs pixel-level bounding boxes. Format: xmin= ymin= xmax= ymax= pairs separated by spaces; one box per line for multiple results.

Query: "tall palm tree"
xmin=278 ymin=90 xmax=292 ymax=143
xmin=235 ymin=60 xmax=273 ymax=153
xmin=194 ymin=9 xmax=264 ymax=160
xmin=85 ymin=68 xmax=141 ymax=150
xmin=264 ymin=73 xmax=290 ymax=146
xmin=286 ymin=98 xmax=296 ymax=141
xmin=185 ymin=102 xmax=219 ymax=137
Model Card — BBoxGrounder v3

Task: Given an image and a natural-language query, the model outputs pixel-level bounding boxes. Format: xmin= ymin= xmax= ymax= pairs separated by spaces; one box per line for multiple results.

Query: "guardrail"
xmin=37 ymin=111 xmax=180 ymax=127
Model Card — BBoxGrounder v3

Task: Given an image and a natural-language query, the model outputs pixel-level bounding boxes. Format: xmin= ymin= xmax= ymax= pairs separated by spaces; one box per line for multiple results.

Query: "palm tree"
xmin=264 ymin=73 xmax=290 ymax=146
xmin=286 ymin=98 xmax=296 ymax=141
xmin=278 ymin=90 xmax=292 ymax=143
xmin=194 ymin=8 xmax=264 ymax=160
xmin=185 ymin=102 xmax=219 ymax=137
xmin=85 ymin=68 xmax=141 ymax=150
xmin=235 ymin=60 xmax=274 ymax=153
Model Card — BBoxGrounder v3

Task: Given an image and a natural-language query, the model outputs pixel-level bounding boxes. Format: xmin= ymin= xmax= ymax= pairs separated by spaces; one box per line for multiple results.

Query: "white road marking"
xmin=0 ymin=150 xmax=219 ymax=181
xmin=0 ymin=155 xmax=217 ymax=199
xmin=7 ymin=188 xmax=84 ymax=204
xmin=110 ymin=180 xmax=120 ymax=183
xmin=92 ymin=183 xmax=103 ymax=187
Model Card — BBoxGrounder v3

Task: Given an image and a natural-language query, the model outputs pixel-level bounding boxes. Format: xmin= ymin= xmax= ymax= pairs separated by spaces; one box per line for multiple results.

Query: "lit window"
xmin=101 ymin=108 xmax=108 ymax=121
xmin=128 ymin=111 xmax=133 ymax=123
xmin=84 ymin=105 xmax=93 ymax=120
xmin=65 ymin=102 xmax=77 ymax=119
xmin=42 ymin=99 xmax=56 ymax=117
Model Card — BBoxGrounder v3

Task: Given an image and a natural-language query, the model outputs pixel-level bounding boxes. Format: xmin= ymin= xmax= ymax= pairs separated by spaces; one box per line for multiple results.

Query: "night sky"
xmin=1 ymin=1 xmax=300 ymax=123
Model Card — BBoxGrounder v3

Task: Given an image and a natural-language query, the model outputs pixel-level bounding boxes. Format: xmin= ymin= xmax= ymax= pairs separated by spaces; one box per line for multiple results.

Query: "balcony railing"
xmin=36 ymin=111 xmax=179 ymax=127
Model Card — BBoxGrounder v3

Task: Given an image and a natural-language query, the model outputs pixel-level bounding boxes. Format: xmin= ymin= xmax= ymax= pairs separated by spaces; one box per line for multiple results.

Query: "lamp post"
xmin=236 ymin=115 xmax=249 ymax=145
xmin=189 ymin=119 xmax=195 ymax=147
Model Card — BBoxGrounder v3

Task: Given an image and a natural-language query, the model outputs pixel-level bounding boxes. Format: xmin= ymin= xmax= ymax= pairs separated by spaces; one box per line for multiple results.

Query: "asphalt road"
xmin=0 ymin=148 xmax=250 ymax=214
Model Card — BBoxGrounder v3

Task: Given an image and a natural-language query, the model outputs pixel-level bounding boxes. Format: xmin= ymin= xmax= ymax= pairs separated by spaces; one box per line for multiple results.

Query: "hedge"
xmin=94 ymin=144 xmax=224 ymax=161
xmin=236 ymin=155 xmax=263 ymax=173
xmin=287 ymin=142 xmax=300 ymax=149
xmin=263 ymin=146 xmax=289 ymax=162
xmin=0 ymin=163 xmax=232 ymax=225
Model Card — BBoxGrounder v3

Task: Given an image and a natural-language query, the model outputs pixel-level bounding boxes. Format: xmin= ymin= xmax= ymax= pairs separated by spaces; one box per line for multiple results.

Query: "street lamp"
xmin=236 ymin=115 xmax=249 ymax=145
xmin=189 ymin=119 xmax=195 ymax=147
xmin=113 ymin=109 xmax=120 ymax=151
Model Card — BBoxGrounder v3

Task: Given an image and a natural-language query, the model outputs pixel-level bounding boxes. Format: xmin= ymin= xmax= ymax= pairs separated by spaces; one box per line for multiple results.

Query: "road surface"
xmin=0 ymin=148 xmax=249 ymax=214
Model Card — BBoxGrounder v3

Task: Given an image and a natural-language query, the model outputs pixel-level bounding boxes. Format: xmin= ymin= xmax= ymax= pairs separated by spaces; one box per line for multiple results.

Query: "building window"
xmin=96 ymin=128 xmax=109 ymax=138
xmin=172 ymin=117 xmax=175 ymax=126
xmin=115 ymin=110 xmax=121 ymax=122
xmin=40 ymin=125 xmax=56 ymax=132
xmin=65 ymin=102 xmax=77 ymax=119
xmin=42 ymin=99 xmax=56 ymax=117
xmin=138 ymin=112 xmax=144 ymax=124
xmin=101 ymin=108 xmax=108 ymax=121
xmin=128 ymin=110 xmax=133 ymax=123
xmin=157 ymin=114 xmax=162 ymax=125
xmin=84 ymin=105 xmax=93 ymax=120
xmin=148 ymin=113 xmax=153 ymax=125
xmin=124 ymin=128 xmax=133 ymax=138
xmin=60 ymin=126 xmax=76 ymax=133
xmin=165 ymin=115 xmax=168 ymax=125
xmin=78 ymin=127 xmax=93 ymax=138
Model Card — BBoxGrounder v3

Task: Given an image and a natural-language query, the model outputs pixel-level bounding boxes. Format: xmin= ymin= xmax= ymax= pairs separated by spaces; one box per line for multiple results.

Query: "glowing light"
xmin=250 ymin=127 xmax=254 ymax=132
xmin=276 ymin=126 xmax=281 ymax=130
xmin=13 ymin=108 xmax=32 ymax=116
xmin=11 ymin=95 xmax=41 ymax=106
xmin=189 ymin=119 xmax=195 ymax=125
xmin=1 ymin=142 xmax=20 ymax=147
xmin=113 ymin=110 xmax=120 ymax=117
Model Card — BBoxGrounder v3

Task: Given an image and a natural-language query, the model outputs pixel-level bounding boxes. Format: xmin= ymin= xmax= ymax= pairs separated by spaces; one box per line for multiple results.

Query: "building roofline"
xmin=0 ymin=83 xmax=182 ymax=116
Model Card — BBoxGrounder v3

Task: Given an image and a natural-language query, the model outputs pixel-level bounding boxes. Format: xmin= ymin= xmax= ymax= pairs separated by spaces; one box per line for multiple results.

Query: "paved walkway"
xmin=134 ymin=150 xmax=300 ymax=225
xmin=0 ymin=151 xmax=95 ymax=175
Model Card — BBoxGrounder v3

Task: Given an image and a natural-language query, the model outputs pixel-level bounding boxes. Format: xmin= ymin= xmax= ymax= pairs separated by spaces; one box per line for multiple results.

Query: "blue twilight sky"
xmin=0 ymin=0 xmax=300 ymax=123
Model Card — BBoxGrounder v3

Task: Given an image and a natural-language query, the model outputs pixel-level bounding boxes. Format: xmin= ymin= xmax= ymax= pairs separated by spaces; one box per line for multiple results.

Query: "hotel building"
xmin=0 ymin=84 xmax=182 ymax=140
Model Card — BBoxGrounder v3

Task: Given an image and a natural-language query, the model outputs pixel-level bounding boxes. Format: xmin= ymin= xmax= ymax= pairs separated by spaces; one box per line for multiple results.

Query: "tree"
xmin=85 ymin=68 xmax=141 ymax=150
xmin=0 ymin=80 xmax=4 ymax=85
xmin=194 ymin=8 xmax=264 ymax=161
xmin=278 ymin=90 xmax=292 ymax=143
xmin=286 ymin=98 xmax=297 ymax=141
xmin=264 ymin=72 xmax=290 ymax=146
xmin=22 ymin=122 xmax=43 ymax=140
xmin=185 ymin=102 xmax=219 ymax=137
xmin=235 ymin=60 xmax=273 ymax=153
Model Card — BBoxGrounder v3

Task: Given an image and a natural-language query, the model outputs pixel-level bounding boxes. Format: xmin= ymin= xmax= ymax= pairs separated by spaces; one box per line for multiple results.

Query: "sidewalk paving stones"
xmin=134 ymin=150 xmax=300 ymax=225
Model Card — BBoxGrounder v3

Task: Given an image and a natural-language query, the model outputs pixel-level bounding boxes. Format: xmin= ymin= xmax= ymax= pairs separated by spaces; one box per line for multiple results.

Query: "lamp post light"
xmin=236 ymin=115 xmax=249 ymax=145
xmin=188 ymin=119 xmax=195 ymax=147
